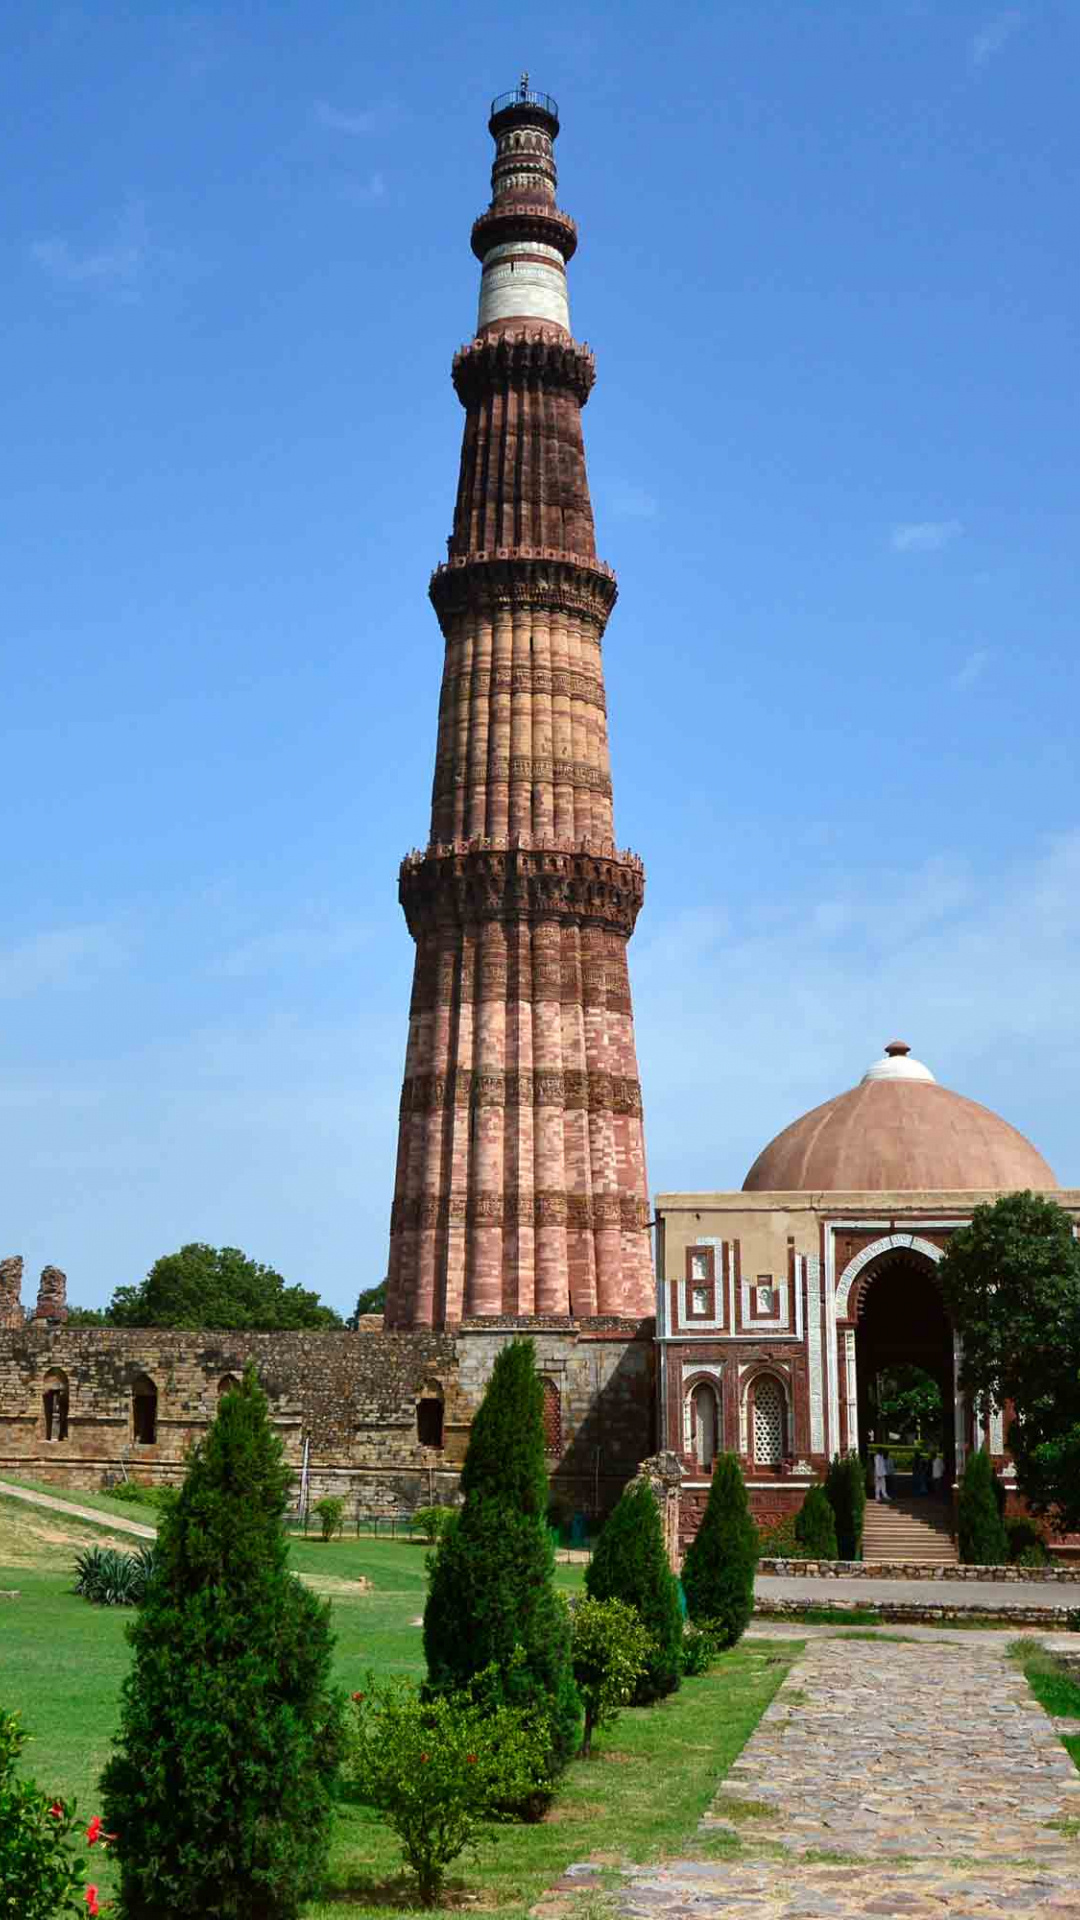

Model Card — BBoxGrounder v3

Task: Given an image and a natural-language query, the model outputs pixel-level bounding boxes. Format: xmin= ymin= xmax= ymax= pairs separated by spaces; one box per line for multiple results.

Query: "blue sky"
xmin=3 ymin=2 xmax=1077 ymax=1314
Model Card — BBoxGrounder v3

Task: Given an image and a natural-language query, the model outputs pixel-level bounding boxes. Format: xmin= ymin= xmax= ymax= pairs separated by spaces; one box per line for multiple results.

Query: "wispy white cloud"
xmin=951 ymin=647 xmax=991 ymax=691
xmin=215 ymin=925 xmax=372 ymax=979
xmin=314 ymin=99 xmax=393 ymax=136
xmin=633 ymin=830 xmax=1080 ymax=1193
xmin=890 ymin=518 xmax=963 ymax=553
xmin=970 ymin=10 xmax=1026 ymax=67
xmin=0 ymin=926 xmax=126 ymax=999
xmin=605 ymin=480 xmax=659 ymax=522
xmin=343 ymin=172 xmax=387 ymax=207
xmin=31 ymin=197 xmax=149 ymax=299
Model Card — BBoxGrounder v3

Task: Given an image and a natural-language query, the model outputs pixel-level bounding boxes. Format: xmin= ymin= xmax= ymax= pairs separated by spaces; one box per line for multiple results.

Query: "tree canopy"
xmin=347 ymin=1279 xmax=387 ymax=1327
xmin=937 ymin=1191 xmax=1080 ymax=1531
xmin=106 ymin=1243 xmax=342 ymax=1331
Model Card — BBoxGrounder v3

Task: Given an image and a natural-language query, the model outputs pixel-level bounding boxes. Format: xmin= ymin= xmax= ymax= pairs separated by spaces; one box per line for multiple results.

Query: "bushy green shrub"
xmin=413 ymin=1504 xmax=455 ymax=1544
xmin=313 ymin=1495 xmax=345 ymax=1541
xmin=74 ymin=1544 xmax=156 ymax=1606
xmin=585 ymin=1479 xmax=682 ymax=1702
xmin=345 ymin=1666 xmax=552 ymax=1906
xmin=824 ymin=1452 xmax=866 ymax=1560
xmin=568 ymin=1596 xmax=653 ymax=1756
xmin=756 ymin=1513 xmax=804 ymax=1559
xmin=795 ymin=1485 xmax=839 ymax=1559
xmin=108 ymin=1478 xmax=152 ymax=1504
xmin=679 ymin=1620 xmax=720 ymax=1676
xmin=424 ymin=1340 xmax=579 ymax=1772
xmin=679 ymin=1452 xmax=759 ymax=1650
xmin=1006 ymin=1517 xmax=1050 ymax=1566
xmin=0 ymin=1711 xmax=96 ymax=1919
xmin=957 ymin=1446 xmax=1009 ymax=1565
xmin=100 ymin=1363 xmax=344 ymax=1919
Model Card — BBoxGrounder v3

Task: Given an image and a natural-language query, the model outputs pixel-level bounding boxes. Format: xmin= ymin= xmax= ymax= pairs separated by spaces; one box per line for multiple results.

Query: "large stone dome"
xmin=742 ymin=1041 xmax=1058 ymax=1193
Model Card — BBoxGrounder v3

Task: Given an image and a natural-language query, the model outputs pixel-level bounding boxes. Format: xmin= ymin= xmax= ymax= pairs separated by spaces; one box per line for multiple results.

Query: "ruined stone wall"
xmin=0 ymin=1317 xmax=654 ymax=1516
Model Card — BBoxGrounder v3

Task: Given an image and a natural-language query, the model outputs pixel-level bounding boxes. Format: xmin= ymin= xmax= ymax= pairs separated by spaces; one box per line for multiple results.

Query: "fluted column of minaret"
xmin=386 ymin=81 xmax=653 ymax=1329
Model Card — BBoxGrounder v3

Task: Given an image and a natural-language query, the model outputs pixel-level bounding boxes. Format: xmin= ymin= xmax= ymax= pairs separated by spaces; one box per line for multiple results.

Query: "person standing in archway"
xmin=873 ymin=1448 xmax=891 ymax=1502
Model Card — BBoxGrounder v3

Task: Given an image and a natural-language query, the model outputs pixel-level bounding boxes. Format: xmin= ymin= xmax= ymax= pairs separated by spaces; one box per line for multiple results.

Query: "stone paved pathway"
xmin=757 ymin=1572 xmax=1080 ymax=1611
xmin=0 ymin=1477 xmax=156 ymax=1538
xmin=543 ymin=1635 xmax=1080 ymax=1920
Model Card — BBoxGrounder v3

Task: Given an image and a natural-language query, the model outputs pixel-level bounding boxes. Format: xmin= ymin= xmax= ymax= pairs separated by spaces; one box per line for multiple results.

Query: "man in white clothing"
xmin=873 ymin=1449 xmax=890 ymax=1502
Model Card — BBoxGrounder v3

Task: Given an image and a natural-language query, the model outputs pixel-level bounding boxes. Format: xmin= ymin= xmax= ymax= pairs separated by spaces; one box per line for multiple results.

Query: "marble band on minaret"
xmin=385 ymin=82 xmax=652 ymax=1329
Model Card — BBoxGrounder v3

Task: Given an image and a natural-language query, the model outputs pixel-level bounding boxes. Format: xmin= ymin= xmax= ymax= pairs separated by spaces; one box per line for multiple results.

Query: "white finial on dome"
xmin=862 ymin=1039 xmax=936 ymax=1085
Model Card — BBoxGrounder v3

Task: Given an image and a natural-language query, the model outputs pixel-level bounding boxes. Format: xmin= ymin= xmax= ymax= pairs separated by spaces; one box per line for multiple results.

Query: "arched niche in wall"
xmin=217 ymin=1374 xmax=240 ymax=1398
xmin=416 ymin=1381 xmax=444 ymax=1449
xmin=688 ymin=1379 xmax=720 ymax=1472
xmin=131 ymin=1373 xmax=158 ymax=1446
xmin=541 ymin=1377 xmax=562 ymax=1456
xmin=42 ymin=1367 xmax=70 ymax=1443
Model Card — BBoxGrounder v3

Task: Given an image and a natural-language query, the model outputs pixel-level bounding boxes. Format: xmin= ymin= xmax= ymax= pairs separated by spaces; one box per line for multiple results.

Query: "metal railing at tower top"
xmin=490 ymin=86 xmax=559 ymax=120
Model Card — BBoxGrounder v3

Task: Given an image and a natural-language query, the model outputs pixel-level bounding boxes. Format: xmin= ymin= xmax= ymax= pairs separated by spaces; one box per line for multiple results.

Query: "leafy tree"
xmin=824 ymin=1452 xmax=866 ymax=1560
xmin=100 ymin=1364 xmax=344 ymax=1918
xmin=872 ymin=1365 xmax=943 ymax=1443
xmin=313 ymin=1495 xmax=345 ymax=1541
xmin=794 ymin=1484 xmax=838 ymax=1558
xmin=679 ymin=1452 xmax=758 ymax=1649
xmin=0 ymin=1711 xmax=95 ymax=1919
xmin=568 ymin=1596 xmax=653 ymax=1757
xmin=347 ymin=1279 xmax=388 ymax=1327
xmin=107 ymin=1242 xmax=342 ymax=1330
xmin=957 ymin=1445 xmax=1009 ymax=1565
xmin=424 ymin=1339 xmax=579 ymax=1771
xmin=63 ymin=1306 xmax=111 ymax=1326
xmin=937 ymin=1192 xmax=1080 ymax=1530
xmin=585 ymin=1478 xmax=682 ymax=1701
xmin=345 ymin=1667 xmax=552 ymax=1906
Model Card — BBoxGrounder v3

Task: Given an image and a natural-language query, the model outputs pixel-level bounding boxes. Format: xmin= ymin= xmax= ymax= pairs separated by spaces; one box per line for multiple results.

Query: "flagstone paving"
xmin=538 ymin=1635 xmax=1080 ymax=1920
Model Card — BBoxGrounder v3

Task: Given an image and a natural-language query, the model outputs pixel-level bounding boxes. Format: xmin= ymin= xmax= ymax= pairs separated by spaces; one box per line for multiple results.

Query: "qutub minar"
xmin=385 ymin=77 xmax=653 ymax=1329
xmin=0 ymin=82 xmax=1075 ymax=1563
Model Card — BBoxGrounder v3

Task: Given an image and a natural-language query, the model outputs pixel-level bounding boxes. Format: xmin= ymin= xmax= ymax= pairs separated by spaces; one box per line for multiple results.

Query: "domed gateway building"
xmin=655 ymin=1041 xmax=1075 ymax=1542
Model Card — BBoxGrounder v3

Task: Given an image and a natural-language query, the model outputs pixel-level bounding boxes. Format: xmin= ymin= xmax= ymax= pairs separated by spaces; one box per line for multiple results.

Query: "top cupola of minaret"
xmin=471 ymin=75 xmax=578 ymax=337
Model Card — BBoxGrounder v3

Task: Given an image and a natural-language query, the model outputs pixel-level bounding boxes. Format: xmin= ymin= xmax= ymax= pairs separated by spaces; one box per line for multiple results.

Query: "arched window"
xmin=132 ymin=1373 xmax=158 ymax=1446
xmin=42 ymin=1368 xmax=69 ymax=1443
xmin=217 ymin=1374 xmax=240 ymax=1398
xmin=417 ymin=1383 xmax=444 ymax=1449
xmin=752 ymin=1375 xmax=786 ymax=1466
xmin=541 ymin=1378 xmax=562 ymax=1455
xmin=690 ymin=1382 xmax=719 ymax=1471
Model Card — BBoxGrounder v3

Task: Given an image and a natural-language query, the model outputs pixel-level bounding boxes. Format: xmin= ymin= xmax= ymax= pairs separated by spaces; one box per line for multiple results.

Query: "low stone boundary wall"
xmin=759 ymin=1557 xmax=1080 ymax=1584
xmin=754 ymin=1594 xmax=1078 ymax=1628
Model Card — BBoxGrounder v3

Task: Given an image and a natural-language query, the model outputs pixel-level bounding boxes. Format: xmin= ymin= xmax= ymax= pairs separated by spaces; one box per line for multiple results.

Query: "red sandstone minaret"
xmin=385 ymin=79 xmax=652 ymax=1329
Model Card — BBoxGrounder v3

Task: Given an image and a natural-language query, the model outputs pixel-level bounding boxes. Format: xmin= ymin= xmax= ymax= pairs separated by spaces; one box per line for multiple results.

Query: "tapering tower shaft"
xmin=386 ymin=82 xmax=652 ymax=1328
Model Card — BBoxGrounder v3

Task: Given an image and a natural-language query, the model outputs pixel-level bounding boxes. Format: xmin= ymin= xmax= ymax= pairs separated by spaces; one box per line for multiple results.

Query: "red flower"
xmin=86 ymin=1817 xmax=103 ymax=1846
xmin=351 ymin=1691 xmax=365 ymax=1703
xmin=85 ymin=1889 xmax=100 ymax=1917
xmin=466 ymin=1755 xmax=477 ymax=1765
xmin=48 ymin=1802 xmax=64 ymax=1819
xmin=420 ymin=1753 xmax=429 ymax=1764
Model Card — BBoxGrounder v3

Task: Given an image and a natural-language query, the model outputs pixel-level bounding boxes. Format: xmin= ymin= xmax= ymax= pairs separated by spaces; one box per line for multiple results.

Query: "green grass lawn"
xmin=1 ymin=1517 xmax=800 ymax=1917
xmin=1012 ymin=1639 xmax=1080 ymax=1774
xmin=0 ymin=1470 xmax=160 ymax=1528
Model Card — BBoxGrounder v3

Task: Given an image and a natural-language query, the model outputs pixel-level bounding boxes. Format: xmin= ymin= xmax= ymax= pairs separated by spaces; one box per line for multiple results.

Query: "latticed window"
xmin=541 ymin=1378 xmax=562 ymax=1454
xmin=752 ymin=1376 xmax=785 ymax=1465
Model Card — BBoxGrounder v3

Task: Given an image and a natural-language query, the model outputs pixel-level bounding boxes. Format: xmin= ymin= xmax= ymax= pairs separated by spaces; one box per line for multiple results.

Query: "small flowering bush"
xmin=344 ymin=1665 xmax=553 ymax=1906
xmin=567 ymin=1596 xmax=653 ymax=1757
xmin=0 ymin=1709 xmax=112 ymax=1919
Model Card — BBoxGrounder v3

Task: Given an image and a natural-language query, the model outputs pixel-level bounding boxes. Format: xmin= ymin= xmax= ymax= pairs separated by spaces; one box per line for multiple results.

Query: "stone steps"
xmin=863 ymin=1497 xmax=956 ymax=1564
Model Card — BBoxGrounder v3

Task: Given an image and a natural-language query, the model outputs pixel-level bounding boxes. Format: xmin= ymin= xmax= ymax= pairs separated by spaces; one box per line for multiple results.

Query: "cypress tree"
xmin=100 ymin=1364 xmax=343 ymax=1919
xmin=794 ymin=1483 xmax=839 ymax=1558
xmin=824 ymin=1452 xmax=866 ymax=1560
xmin=585 ymin=1478 xmax=682 ymax=1701
xmin=679 ymin=1451 xmax=759 ymax=1649
xmin=424 ymin=1339 xmax=580 ymax=1767
xmin=957 ymin=1444 xmax=1009 ymax=1564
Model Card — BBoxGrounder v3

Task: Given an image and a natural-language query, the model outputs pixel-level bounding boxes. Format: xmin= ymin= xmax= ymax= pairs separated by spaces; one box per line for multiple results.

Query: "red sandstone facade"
xmin=386 ymin=84 xmax=652 ymax=1328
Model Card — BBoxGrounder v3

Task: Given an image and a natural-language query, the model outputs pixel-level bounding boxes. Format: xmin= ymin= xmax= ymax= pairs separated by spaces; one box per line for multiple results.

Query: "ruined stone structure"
xmin=0 ymin=1319 xmax=653 ymax=1514
xmin=0 ymin=1258 xmax=23 ymax=1330
xmin=386 ymin=79 xmax=653 ymax=1328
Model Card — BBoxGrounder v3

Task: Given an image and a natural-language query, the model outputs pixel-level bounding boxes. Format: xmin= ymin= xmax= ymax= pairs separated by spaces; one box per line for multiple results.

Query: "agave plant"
xmin=74 ymin=1543 xmax=157 ymax=1606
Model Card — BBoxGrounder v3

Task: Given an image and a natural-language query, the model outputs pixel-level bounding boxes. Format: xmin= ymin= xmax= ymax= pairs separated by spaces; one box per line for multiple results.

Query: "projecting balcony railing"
xmin=490 ymin=86 xmax=558 ymax=120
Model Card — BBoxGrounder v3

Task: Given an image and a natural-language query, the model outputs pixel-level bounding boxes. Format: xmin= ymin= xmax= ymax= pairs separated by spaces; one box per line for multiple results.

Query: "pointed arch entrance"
xmin=851 ymin=1246 xmax=957 ymax=1488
